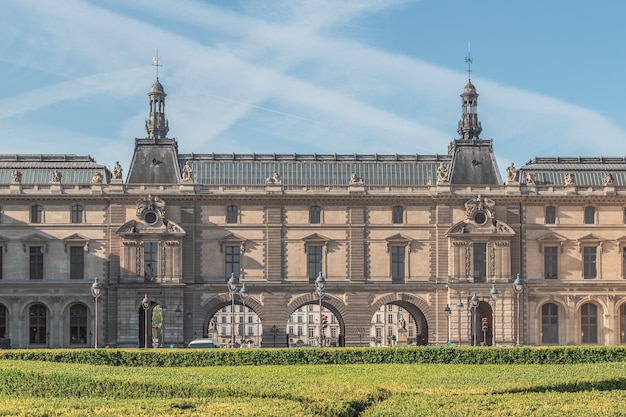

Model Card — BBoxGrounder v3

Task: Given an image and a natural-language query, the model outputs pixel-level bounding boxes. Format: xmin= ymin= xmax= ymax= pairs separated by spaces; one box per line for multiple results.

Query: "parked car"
xmin=187 ymin=338 xmax=220 ymax=348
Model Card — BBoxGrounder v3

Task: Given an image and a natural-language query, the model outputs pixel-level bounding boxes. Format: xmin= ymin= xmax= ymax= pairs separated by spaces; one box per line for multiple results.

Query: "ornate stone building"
xmin=0 ymin=73 xmax=624 ymax=348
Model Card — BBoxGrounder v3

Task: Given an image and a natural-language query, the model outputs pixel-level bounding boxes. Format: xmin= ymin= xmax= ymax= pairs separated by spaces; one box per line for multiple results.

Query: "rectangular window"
xmin=584 ymin=206 xmax=595 ymax=224
xmin=392 ymin=206 xmax=404 ymax=224
xmin=29 ymin=246 xmax=44 ymax=280
xmin=307 ymin=245 xmax=322 ymax=283
xmin=71 ymin=205 xmax=83 ymax=224
xmin=391 ymin=246 xmax=405 ymax=282
xmin=309 ymin=206 xmax=321 ymax=224
xmin=70 ymin=247 xmax=84 ymax=280
xmin=473 ymin=243 xmax=487 ymax=282
xmin=331 ymin=327 xmax=337 ymax=338
xmin=225 ymin=246 xmax=240 ymax=278
xmin=544 ymin=246 xmax=558 ymax=279
xmin=0 ymin=247 xmax=3 ymax=280
xmin=583 ymin=247 xmax=597 ymax=279
xmin=31 ymin=205 xmax=42 ymax=223
xmin=375 ymin=327 xmax=382 ymax=340
xmin=144 ymin=242 xmax=158 ymax=281
xmin=226 ymin=205 xmax=238 ymax=224
xmin=545 ymin=206 xmax=556 ymax=224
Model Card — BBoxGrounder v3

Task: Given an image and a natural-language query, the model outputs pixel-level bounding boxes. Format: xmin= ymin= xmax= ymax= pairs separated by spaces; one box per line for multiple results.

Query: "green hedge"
xmin=2 ymin=345 xmax=626 ymax=367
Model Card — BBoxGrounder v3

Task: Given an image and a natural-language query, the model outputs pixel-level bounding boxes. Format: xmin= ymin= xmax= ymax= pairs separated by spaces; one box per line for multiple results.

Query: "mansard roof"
xmin=519 ymin=156 xmax=626 ymax=186
xmin=0 ymin=154 xmax=110 ymax=185
xmin=178 ymin=153 xmax=451 ymax=186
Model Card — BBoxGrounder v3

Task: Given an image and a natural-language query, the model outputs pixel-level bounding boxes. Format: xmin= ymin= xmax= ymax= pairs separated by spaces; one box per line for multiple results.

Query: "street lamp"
xmin=239 ymin=283 xmax=249 ymax=346
xmin=470 ymin=293 xmax=479 ymax=346
xmin=90 ymin=277 xmax=103 ymax=348
xmin=270 ymin=324 xmax=279 ymax=347
xmin=513 ymin=273 xmax=526 ymax=346
xmin=490 ymin=284 xmax=499 ymax=347
xmin=314 ymin=271 xmax=326 ymax=347
xmin=443 ymin=304 xmax=451 ymax=346
xmin=227 ymin=272 xmax=239 ymax=347
xmin=175 ymin=305 xmax=182 ymax=347
xmin=141 ymin=294 xmax=151 ymax=348
xmin=456 ymin=298 xmax=464 ymax=346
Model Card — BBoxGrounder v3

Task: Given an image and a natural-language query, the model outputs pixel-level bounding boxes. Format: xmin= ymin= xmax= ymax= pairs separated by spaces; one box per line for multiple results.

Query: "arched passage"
xmin=369 ymin=293 xmax=431 ymax=347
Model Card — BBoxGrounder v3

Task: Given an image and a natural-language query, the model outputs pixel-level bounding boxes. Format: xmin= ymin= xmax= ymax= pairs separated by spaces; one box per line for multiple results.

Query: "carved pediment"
xmin=219 ymin=232 xmax=247 ymax=253
xmin=384 ymin=233 xmax=414 ymax=252
xmin=302 ymin=233 xmax=330 ymax=252
xmin=116 ymin=219 xmax=186 ymax=238
xmin=22 ymin=233 xmax=50 ymax=252
xmin=537 ymin=232 xmax=567 ymax=253
xmin=63 ymin=233 xmax=90 ymax=252
xmin=446 ymin=219 xmax=515 ymax=236
xmin=577 ymin=233 xmax=602 ymax=244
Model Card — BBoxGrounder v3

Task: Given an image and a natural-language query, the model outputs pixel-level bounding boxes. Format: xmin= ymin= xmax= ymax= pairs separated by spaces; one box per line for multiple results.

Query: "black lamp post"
xmin=175 ymin=305 xmax=182 ymax=347
xmin=227 ymin=273 xmax=239 ymax=347
xmin=490 ymin=284 xmax=499 ymax=346
xmin=513 ymin=273 xmax=526 ymax=346
xmin=470 ymin=293 xmax=479 ymax=346
xmin=270 ymin=324 xmax=279 ymax=347
xmin=141 ymin=294 xmax=151 ymax=348
xmin=314 ymin=271 xmax=326 ymax=347
xmin=444 ymin=304 xmax=451 ymax=346
xmin=90 ymin=277 xmax=103 ymax=348
xmin=456 ymin=298 xmax=464 ymax=346
xmin=239 ymin=283 xmax=249 ymax=345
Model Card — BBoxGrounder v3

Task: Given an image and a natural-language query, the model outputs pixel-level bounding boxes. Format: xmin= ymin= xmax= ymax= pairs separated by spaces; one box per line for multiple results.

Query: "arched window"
xmin=226 ymin=205 xmax=238 ymax=224
xmin=581 ymin=303 xmax=598 ymax=344
xmin=541 ymin=303 xmax=558 ymax=344
xmin=29 ymin=304 xmax=47 ymax=345
xmin=69 ymin=304 xmax=88 ymax=345
xmin=71 ymin=205 xmax=83 ymax=223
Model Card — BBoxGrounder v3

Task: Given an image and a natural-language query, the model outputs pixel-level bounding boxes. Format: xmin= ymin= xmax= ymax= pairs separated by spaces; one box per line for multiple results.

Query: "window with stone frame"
xmin=545 ymin=206 xmax=556 ymax=224
xmin=0 ymin=305 xmax=6 ymax=338
xmin=71 ymin=204 xmax=83 ymax=224
xmin=225 ymin=245 xmax=240 ymax=278
xmin=70 ymin=246 xmax=84 ymax=280
xmin=29 ymin=246 xmax=44 ymax=280
xmin=307 ymin=245 xmax=322 ymax=283
xmin=581 ymin=303 xmax=598 ymax=344
xmin=309 ymin=206 xmax=321 ymax=224
xmin=226 ymin=205 xmax=238 ymax=224
xmin=584 ymin=206 xmax=595 ymax=224
xmin=29 ymin=304 xmax=47 ymax=344
xmin=392 ymin=206 xmax=404 ymax=224
xmin=473 ymin=242 xmax=487 ymax=282
xmin=391 ymin=245 xmax=405 ymax=283
xmin=143 ymin=242 xmax=158 ymax=281
xmin=544 ymin=246 xmax=558 ymax=279
xmin=583 ymin=246 xmax=597 ymax=279
xmin=31 ymin=205 xmax=42 ymax=223
xmin=541 ymin=303 xmax=559 ymax=344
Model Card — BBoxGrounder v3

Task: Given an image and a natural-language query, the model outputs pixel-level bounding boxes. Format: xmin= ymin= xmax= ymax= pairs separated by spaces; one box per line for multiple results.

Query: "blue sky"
xmin=1 ymin=0 xmax=625 ymax=177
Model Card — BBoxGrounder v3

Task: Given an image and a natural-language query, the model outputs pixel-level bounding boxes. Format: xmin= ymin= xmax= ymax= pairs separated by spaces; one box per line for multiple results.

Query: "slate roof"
xmin=178 ymin=153 xmax=452 ymax=186
xmin=519 ymin=157 xmax=626 ymax=186
xmin=0 ymin=154 xmax=109 ymax=185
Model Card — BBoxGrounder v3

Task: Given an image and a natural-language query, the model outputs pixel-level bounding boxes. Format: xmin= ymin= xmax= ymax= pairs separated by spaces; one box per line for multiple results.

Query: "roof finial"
xmin=464 ymin=41 xmax=472 ymax=81
xmin=152 ymin=50 xmax=162 ymax=80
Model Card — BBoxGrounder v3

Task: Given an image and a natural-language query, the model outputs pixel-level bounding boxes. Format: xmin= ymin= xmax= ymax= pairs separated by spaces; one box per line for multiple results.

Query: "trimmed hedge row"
xmin=2 ymin=345 xmax=626 ymax=367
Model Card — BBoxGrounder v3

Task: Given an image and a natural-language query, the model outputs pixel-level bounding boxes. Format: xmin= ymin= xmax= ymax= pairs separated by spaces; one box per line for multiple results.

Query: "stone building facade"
xmin=0 ymin=74 xmax=625 ymax=348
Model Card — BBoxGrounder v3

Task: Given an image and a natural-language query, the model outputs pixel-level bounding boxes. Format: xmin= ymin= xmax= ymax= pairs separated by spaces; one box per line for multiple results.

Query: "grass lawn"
xmin=1 ymin=360 xmax=626 ymax=416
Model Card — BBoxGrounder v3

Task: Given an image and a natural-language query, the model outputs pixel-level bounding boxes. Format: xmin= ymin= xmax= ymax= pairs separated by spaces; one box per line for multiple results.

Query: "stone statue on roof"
xmin=349 ymin=173 xmax=364 ymax=185
xmin=525 ymin=172 xmax=535 ymax=185
xmin=51 ymin=170 xmax=61 ymax=183
xmin=113 ymin=161 xmax=123 ymax=180
xmin=182 ymin=161 xmax=193 ymax=182
xmin=436 ymin=162 xmax=449 ymax=184
xmin=266 ymin=172 xmax=282 ymax=185
xmin=506 ymin=163 xmax=518 ymax=184
xmin=564 ymin=172 xmax=574 ymax=186
xmin=91 ymin=171 xmax=103 ymax=184
xmin=604 ymin=172 xmax=614 ymax=186
xmin=10 ymin=170 xmax=21 ymax=183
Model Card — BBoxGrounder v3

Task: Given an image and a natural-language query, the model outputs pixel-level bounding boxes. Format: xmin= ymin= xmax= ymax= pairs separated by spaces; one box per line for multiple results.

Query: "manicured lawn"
xmin=1 ymin=360 xmax=626 ymax=416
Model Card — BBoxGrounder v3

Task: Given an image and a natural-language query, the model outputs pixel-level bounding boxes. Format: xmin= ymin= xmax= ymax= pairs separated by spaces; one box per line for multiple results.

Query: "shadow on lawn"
xmin=501 ymin=378 xmax=626 ymax=394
